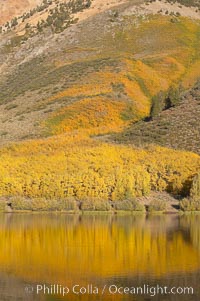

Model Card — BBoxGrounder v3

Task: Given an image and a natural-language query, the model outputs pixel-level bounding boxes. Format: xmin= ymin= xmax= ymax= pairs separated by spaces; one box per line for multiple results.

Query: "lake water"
xmin=0 ymin=213 xmax=200 ymax=301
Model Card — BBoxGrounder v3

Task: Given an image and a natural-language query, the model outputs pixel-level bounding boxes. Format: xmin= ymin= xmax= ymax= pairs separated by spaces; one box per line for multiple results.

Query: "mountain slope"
xmin=112 ymin=82 xmax=200 ymax=154
xmin=0 ymin=3 xmax=200 ymax=143
xmin=0 ymin=0 xmax=43 ymax=26
xmin=0 ymin=0 xmax=200 ymax=203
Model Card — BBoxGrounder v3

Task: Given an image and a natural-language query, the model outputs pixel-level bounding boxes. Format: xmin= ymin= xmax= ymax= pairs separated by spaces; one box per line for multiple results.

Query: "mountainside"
xmin=0 ymin=0 xmax=200 ymax=206
xmin=0 ymin=0 xmax=43 ymax=26
xmin=0 ymin=0 xmax=200 ymax=142
xmin=113 ymin=81 xmax=200 ymax=154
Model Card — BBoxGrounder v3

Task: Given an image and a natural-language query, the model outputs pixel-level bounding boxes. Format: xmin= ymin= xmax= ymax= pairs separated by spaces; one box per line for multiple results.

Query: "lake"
xmin=0 ymin=213 xmax=200 ymax=300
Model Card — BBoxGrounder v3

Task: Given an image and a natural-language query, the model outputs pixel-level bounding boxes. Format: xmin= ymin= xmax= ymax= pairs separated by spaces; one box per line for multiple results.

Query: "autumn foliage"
xmin=0 ymin=135 xmax=199 ymax=201
xmin=0 ymin=15 xmax=200 ymax=204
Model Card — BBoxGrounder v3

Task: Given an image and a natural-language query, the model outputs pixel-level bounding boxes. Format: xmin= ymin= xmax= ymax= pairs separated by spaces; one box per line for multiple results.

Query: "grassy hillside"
xmin=0 ymin=1 xmax=200 ymax=205
xmin=0 ymin=0 xmax=43 ymax=26
xmin=113 ymin=82 xmax=200 ymax=154
xmin=1 ymin=13 xmax=200 ymax=142
xmin=163 ymin=0 xmax=200 ymax=9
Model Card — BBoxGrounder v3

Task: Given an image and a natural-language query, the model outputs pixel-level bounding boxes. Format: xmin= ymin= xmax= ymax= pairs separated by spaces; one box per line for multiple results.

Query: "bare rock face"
xmin=0 ymin=0 xmax=42 ymax=25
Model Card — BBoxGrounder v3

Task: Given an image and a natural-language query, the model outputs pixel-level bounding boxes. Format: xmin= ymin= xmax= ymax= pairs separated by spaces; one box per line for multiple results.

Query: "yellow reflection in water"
xmin=0 ymin=214 xmax=200 ymax=285
xmin=180 ymin=215 xmax=200 ymax=251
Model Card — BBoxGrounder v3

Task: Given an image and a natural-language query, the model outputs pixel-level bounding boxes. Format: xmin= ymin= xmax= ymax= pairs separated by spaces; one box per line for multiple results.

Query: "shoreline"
xmin=1 ymin=191 xmax=199 ymax=214
xmin=1 ymin=209 xmax=200 ymax=215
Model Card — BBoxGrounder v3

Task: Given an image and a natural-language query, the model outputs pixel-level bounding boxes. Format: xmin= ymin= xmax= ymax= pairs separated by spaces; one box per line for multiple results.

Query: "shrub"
xmin=80 ymin=197 xmax=112 ymax=211
xmin=31 ymin=199 xmax=58 ymax=211
xmin=0 ymin=201 xmax=7 ymax=212
xmin=148 ymin=199 xmax=167 ymax=212
xmin=190 ymin=173 xmax=200 ymax=201
xmin=166 ymin=86 xmax=181 ymax=107
xmin=150 ymin=91 xmax=166 ymax=118
xmin=57 ymin=198 xmax=79 ymax=211
xmin=11 ymin=197 xmax=33 ymax=210
xmin=113 ymin=199 xmax=145 ymax=211
xmin=150 ymin=86 xmax=181 ymax=119
xmin=11 ymin=197 xmax=79 ymax=211
xmin=180 ymin=198 xmax=200 ymax=211
xmin=93 ymin=200 xmax=112 ymax=211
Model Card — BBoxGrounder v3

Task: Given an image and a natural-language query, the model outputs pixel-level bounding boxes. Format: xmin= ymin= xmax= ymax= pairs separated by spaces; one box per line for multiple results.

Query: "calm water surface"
xmin=0 ymin=213 xmax=200 ymax=301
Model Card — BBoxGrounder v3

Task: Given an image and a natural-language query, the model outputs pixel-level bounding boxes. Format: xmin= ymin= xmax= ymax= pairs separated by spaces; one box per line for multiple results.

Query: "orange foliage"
xmin=44 ymin=97 xmax=129 ymax=135
xmin=47 ymin=83 xmax=113 ymax=103
xmin=123 ymin=59 xmax=169 ymax=96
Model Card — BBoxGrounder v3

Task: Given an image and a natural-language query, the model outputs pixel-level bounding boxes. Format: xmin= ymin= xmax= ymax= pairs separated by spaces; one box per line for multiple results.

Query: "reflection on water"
xmin=0 ymin=213 xmax=200 ymax=300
